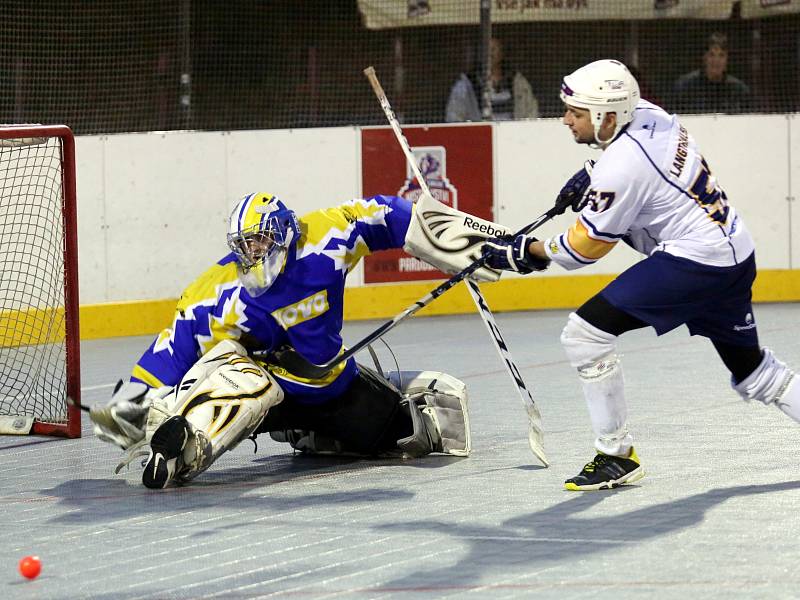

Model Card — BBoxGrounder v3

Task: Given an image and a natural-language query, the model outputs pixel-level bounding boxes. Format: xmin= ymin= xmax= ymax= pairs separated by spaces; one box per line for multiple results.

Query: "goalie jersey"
xmin=130 ymin=195 xmax=412 ymax=403
xmin=545 ymin=99 xmax=755 ymax=270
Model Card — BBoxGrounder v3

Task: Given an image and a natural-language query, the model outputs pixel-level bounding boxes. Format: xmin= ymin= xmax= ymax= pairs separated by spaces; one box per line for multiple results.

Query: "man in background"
xmin=672 ymin=32 xmax=751 ymax=114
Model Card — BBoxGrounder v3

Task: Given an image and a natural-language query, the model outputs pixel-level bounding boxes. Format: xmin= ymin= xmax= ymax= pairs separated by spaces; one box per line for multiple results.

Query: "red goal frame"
xmin=0 ymin=125 xmax=81 ymax=438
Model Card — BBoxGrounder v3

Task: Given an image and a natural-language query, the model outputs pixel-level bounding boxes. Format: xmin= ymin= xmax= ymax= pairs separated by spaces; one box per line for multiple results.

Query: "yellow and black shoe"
xmin=564 ymin=448 xmax=644 ymax=491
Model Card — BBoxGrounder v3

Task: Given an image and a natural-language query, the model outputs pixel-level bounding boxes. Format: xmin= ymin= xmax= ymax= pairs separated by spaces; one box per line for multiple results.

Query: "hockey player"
xmin=91 ymin=191 xmax=496 ymax=489
xmin=483 ymin=59 xmax=800 ymax=491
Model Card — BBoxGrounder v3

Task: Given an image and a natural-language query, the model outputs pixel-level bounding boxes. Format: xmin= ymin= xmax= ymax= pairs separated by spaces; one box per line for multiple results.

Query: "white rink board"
xmin=76 ymin=115 xmax=797 ymax=303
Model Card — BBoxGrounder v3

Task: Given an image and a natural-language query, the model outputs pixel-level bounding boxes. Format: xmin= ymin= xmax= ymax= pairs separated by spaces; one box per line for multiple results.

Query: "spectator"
xmin=445 ymin=37 xmax=538 ymax=122
xmin=672 ymin=32 xmax=751 ymax=114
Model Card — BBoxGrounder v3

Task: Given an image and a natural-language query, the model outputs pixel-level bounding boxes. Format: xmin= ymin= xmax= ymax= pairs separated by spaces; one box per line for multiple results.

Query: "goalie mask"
xmin=227 ymin=192 xmax=300 ymax=297
xmin=560 ymin=59 xmax=640 ymax=148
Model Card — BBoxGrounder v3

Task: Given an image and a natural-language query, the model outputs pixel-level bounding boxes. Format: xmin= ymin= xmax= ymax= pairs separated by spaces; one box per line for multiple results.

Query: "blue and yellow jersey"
xmin=131 ymin=195 xmax=413 ymax=403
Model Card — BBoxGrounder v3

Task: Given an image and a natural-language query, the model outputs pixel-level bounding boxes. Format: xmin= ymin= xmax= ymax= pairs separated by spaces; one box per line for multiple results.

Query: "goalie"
xmin=91 ymin=191 xmax=500 ymax=489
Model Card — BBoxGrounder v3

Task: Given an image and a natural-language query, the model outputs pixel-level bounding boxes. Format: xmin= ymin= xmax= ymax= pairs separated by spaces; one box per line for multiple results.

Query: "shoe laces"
xmin=582 ymin=453 xmax=611 ymax=473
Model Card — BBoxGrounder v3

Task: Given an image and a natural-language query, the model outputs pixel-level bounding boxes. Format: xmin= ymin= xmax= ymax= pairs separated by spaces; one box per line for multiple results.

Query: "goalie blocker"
xmin=404 ymin=192 xmax=511 ymax=282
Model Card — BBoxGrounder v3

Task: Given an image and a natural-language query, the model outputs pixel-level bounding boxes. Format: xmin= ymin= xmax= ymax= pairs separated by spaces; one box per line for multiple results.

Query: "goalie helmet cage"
xmin=0 ymin=125 xmax=80 ymax=438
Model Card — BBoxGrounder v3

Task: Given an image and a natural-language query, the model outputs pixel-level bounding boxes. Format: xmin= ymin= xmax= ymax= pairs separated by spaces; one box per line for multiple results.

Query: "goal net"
xmin=0 ymin=126 xmax=80 ymax=438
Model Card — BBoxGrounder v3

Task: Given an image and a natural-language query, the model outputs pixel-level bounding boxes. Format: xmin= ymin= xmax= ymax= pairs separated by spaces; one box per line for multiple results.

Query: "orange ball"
xmin=19 ymin=555 xmax=41 ymax=579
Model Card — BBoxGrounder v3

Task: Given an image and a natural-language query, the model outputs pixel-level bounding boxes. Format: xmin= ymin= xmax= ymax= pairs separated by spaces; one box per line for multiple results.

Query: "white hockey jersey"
xmin=544 ymin=100 xmax=755 ymax=270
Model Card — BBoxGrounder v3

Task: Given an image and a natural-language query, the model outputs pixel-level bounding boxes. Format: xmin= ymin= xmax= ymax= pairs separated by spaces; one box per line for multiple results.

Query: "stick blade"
xmin=528 ymin=428 xmax=549 ymax=467
xmin=271 ymin=347 xmax=332 ymax=380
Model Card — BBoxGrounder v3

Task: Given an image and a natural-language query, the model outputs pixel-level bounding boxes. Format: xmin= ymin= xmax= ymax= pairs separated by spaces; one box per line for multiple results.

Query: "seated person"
xmin=672 ymin=31 xmax=751 ymax=114
xmin=446 ymin=37 xmax=538 ymax=122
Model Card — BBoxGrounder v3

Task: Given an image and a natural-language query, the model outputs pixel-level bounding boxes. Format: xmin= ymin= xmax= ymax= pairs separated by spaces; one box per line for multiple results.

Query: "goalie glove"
xmin=90 ymin=380 xmax=162 ymax=450
xmin=557 ymin=159 xmax=595 ymax=213
xmin=482 ymin=234 xmax=550 ymax=274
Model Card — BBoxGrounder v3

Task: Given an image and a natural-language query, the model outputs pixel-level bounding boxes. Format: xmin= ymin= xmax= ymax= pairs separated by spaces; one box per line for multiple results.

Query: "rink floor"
xmin=2 ymin=303 xmax=800 ymax=599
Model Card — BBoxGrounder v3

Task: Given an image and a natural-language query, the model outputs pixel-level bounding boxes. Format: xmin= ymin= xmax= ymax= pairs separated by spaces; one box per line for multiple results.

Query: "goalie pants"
xmin=256 ymin=365 xmax=413 ymax=455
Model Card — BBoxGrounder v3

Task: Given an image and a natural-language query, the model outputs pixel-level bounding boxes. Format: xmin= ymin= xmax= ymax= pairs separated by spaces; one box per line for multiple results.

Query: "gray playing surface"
xmin=3 ymin=304 xmax=800 ymax=599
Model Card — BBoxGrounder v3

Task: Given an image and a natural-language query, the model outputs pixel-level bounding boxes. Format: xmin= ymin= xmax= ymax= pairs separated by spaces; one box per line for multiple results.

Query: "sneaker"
xmin=564 ymin=448 xmax=645 ymax=491
xmin=142 ymin=416 xmax=191 ymax=489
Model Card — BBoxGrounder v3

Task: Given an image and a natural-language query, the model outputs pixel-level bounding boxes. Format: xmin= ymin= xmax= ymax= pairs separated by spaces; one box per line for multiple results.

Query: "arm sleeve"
xmin=305 ymin=195 xmax=413 ymax=274
xmin=544 ymin=150 xmax=645 ymax=270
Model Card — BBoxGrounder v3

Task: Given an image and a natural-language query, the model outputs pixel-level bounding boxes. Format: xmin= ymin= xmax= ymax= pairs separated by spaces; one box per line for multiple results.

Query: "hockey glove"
xmin=557 ymin=159 xmax=595 ymax=213
xmin=90 ymin=380 xmax=150 ymax=450
xmin=482 ymin=234 xmax=550 ymax=274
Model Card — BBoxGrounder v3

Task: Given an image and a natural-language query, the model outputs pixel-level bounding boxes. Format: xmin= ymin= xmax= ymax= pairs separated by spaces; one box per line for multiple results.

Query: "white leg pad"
xmin=388 ymin=370 xmax=471 ymax=457
xmin=561 ymin=312 xmax=633 ymax=456
xmin=147 ymin=340 xmax=284 ymax=479
xmin=733 ymin=348 xmax=800 ymax=422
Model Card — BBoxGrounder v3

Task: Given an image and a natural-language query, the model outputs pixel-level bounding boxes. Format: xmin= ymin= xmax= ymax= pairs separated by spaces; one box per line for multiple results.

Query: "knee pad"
xmin=561 ymin=312 xmax=620 ymax=381
xmin=733 ymin=348 xmax=795 ymax=406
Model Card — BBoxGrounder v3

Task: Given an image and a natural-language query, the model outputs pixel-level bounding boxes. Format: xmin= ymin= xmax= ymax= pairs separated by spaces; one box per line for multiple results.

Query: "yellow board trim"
xmin=41 ymin=268 xmax=800 ymax=341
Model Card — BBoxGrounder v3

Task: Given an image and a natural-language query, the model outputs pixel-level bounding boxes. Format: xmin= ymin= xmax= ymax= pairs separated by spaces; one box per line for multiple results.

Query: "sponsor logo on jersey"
xmin=398 ymin=146 xmax=458 ymax=209
xmin=733 ymin=312 xmax=757 ymax=331
xmin=271 ymin=290 xmax=329 ymax=330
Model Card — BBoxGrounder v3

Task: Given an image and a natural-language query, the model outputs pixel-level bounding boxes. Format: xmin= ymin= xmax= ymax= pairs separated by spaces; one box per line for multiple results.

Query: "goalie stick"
xmin=274 ymin=67 xmax=565 ymax=466
xmin=272 ymin=195 xmax=566 ymax=376
xmin=364 ymin=65 xmax=547 ymax=465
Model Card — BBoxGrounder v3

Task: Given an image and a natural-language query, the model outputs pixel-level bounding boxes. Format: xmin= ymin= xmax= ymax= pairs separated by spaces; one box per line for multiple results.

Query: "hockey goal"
xmin=0 ymin=125 xmax=80 ymax=438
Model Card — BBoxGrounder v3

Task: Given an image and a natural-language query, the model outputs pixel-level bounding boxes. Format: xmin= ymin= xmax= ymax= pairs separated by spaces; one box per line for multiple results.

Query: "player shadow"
xmin=38 ymin=451 xmax=462 ymax=525
xmin=373 ymin=479 xmax=800 ymax=592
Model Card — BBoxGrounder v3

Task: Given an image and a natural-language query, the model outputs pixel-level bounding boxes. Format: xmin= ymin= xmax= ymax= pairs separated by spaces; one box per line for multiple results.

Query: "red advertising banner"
xmin=362 ymin=124 xmax=493 ymax=283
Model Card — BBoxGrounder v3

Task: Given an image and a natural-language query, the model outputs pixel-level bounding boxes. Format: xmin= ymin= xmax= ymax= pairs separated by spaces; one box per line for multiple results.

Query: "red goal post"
xmin=0 ymin=125 xmax=80 ymax=438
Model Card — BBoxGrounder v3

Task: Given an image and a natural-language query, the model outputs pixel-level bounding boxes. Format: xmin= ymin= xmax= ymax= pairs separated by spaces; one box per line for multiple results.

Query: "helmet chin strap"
xmin=590 ymin=113 xmax=620 ymax=150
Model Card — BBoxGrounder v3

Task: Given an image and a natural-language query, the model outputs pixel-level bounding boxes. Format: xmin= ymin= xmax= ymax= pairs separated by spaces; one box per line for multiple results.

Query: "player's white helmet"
xmin=560 ymin=59 xmax=640 ymax=147
xmin=227 ymin=192 xmax=300 ymax=297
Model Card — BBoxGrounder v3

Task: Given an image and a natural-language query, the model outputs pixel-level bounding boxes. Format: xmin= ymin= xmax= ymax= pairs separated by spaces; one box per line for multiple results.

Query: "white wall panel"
xmin=790 ymin=115 xmax=800 ymax=269
xmin=103 ymin=131 xmax=229 ymax=301
xmin=73 ymin=115 xmax=795 ymax=305
xmin=74 ymin=136 xmax=108 ymax=303
xmin=225 ymin=127 xmax=360 ymax=215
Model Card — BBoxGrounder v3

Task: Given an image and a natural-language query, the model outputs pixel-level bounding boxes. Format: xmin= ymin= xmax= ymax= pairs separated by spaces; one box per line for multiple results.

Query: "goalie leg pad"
xmin=141 ymin=340 xmax=284 ymax=486
xmin=561 ymin=313 xmax=632 ymax=456
xmin=403 ymin=192 xmax=509 ymax=282
xmin=734 ymin=348 xmax=800 ymax=421
xmin=389 ymin=370 xmax=471 ymax=457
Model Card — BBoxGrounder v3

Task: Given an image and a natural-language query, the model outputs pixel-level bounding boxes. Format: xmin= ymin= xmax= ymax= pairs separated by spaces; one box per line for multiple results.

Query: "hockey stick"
xmin=275 ymin=68 xmax=563 ymax=465
xmin=273 ymin=197 xmax=564 ymax=379
xmin=363 ymin=66 xmax=547 ymax=465
xmin=67 ymin=396 xmax=90 ymax=413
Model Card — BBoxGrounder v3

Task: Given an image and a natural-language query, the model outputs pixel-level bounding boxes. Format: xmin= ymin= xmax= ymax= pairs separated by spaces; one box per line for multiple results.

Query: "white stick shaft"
xmin=363 ymin=66 xmax=548 ymax=466
xmin=363 ymin=67 xmax=430 ymax=198
xmin=465 ymin=280 xmax=548 ymax=466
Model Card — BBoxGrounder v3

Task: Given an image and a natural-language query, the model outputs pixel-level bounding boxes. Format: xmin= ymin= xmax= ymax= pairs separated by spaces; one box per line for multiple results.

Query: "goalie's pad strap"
xmin=404 ymin=193 xmax=508 ymax=282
